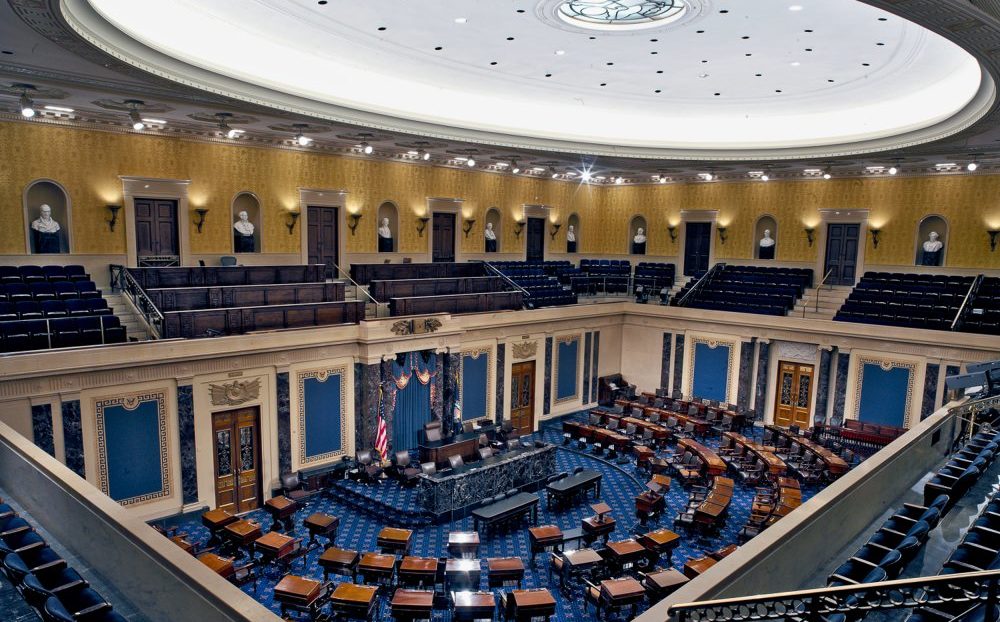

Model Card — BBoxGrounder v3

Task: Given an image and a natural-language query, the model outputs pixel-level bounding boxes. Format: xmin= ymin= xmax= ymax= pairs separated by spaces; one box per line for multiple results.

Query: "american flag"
xmin=375 ymin=386 xmax=388 ymax=462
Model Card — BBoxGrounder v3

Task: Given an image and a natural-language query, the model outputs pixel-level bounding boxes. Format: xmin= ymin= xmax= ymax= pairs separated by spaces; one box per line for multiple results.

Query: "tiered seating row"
xmin=491 ymin=262 xmax=577 ymax=308
xmin=0 ymin=316 xmax=126 ymax=352
xmin=673 ymin=265 xmax=812 ymax=316
xmin=128 ymin=264 xmax=325 ymax=289
xmin=965 ymin=276 xmax=1000 ymax=335
xmin=835 ymin=272 xmax=974 ymax=331
xmin=0 ymin=265 xmax=90 ymax=283
xmin=147 ymin=282 xmax=345 ymax=312
xmin=161 ymin=301 xmax=365 ymax=339
xmin=389 ymin=291 xmax=523 ymax=316
xmin=350 ymin=262 xmax=485 ymax=285
xmin=369 ymin=277 xmax=506 ymax=303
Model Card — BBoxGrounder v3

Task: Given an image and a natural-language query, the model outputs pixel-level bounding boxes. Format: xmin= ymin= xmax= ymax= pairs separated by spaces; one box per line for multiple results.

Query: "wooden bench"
xmin=350 ymin=262 xmax=486 ymax=285
xmin=389 ymin=291 xmax=523 ymax=316
xmin=147 ymin=282 xmax=344 ymax=311
xmin=370 ymin=276 xmax=508 ymax=302
xmin=128 ymin=264 xmax=324 ymax=288
xmin=161 ymin=300 xmax=364 ymax=338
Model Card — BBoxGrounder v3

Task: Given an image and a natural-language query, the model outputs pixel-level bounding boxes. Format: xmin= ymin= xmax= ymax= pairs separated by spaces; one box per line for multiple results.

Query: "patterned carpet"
xmin=163 ymin=411 xmax=827 ymax=621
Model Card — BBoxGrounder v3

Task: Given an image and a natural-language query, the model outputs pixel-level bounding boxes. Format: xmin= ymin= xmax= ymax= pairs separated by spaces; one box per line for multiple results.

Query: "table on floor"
xmin=390 ymin=588 xmax=435 ymax=621
xmin=600 ymin=577 xmax=646 ymax=617
xmin=398 ymin=556 xmax=437 ymax=588
xmin=254 ymin=531 xmax=299 ymax=568
xmin=264 ymin=495 xmax=298 ymax=532
xmin=198 ymin=552 xmax=235 ymax=579
xmin=639 ymin=528 xmax=681 ymax=564
xmin=201 ymin=508 xmax=237 ymax=545
xmin=546 ymin=469 xmax=602 ymax=508
xmin=487 ymin=557 xmax=525 ymax=588
xmin=528 ymin=525 xmax=563 ymax=563
xmin=452 ymin=591 xmax=496 ymax=622
xmin=507 ymin=589 xmax=557 ymax=621
xmin=643 ymin=568 xmax=690 ymax=602
xmin=223 ymin=519 xmax=262 ymax=557
xmin=471 ymin=492 xmax=539 ymax=533
xmin=330 ymin=582 xmax=379 ymax=620
xmin=358 ymin=552 xmax=397 ymax=586
xmin=684 ymin=556 xmax=718 ymax=578
xmin=446 ymin=558 xmax=482 ymax=590
xmin=318 ymin=547 xmax=359 ymax=581
xmin=303 ymin=512 xmax=339 ymax=546
xmin=377 ymin=527 xmax=413 ymax=555
xmin=273 ymin=574 xmax=328 ymax=619
xmin=603 ymin=539 xmax=650 ymax=573
xmin=447 ymin=531 xmax=480 ymax=558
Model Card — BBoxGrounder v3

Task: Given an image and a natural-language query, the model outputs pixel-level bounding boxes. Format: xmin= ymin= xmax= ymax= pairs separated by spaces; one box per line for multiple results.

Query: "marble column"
xmin=831 ymin=349 xmax=852 ymax=427
xmin=176 ymin=384 xmax=198 ymax=504
xmin=672 ymin=334 xmax=686 ymax=396
xmin=31 ymin=404 xmax=54 ymax=457
xmin=661 ymin=332 xmax=673 ymax=391
xmin=753 ymin=341 xmax=770 ymax=421
xmin=737 ymin=339 xmax=755 ymax=411
xmin=814 ymin=348 xmax=834 ymax=426
xmin=355 ymin=362 xmax=382 ymax=454
xmin=61 ymin=400 xmax=84 ymax=477
xmin=591 ymin=332 xmax=600 ymax=402
xmin=432 ymin=352 xmax=445 ymax=425
xmin=276 ymin=372 xmax=291 ymax=476
xmin=543 ymin=337 xmax=553 ymax=415
xmin=495 ymin=344 xmax=506 ymax=424
xmin=583 ymin=333 xmax=592 ymax=405
xmin=921 ymin=363 xmax=940 ymax=420
xmin=443 ymin=351 xmax=460 ymax=433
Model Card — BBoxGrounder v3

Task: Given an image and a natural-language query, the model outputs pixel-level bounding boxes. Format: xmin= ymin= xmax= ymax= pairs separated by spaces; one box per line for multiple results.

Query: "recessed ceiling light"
xmin=789 ymin=5 xmax=803 ymax=11
xmin=44 ymin=105 xmax=74 ymax=113
xmin=360 ymin=142 xmax=373 ymax=154
xmin=790 ymin=62 xmax=801 ymax=67
xmin=888 ymin=166 xmax=898 ymax=175
xmin=295 ymin=133 xmax=311 ymax=146
xmin=968 ymin=161 xmax=979 ymax=172
xmin=142 ymin=118 xmax=166 ymax=124
xmin=467 ymin=158 xmax=476 ymax=167
xmin=761 ymin=174 xmax=770 ymax=182
xmin=615 ymin=177 xmax=624 ymax=184
xmin=555 ymin=50 xmax=566 ymax=56
xmin=580 ymin=170 xmax=592 ymax=182
xmin=19 ymin=93 xmax=34 ymax=118
xmin=454 ymin=17 xmax=467 ymax=23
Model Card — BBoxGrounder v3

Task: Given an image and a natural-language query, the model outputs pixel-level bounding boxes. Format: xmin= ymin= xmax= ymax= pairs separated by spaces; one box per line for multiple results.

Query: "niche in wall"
xmin=485 ymin=207 xmax=501 ymax=253
xmin=915 ymin=215 xmax=948 ymax=266
xmin=24 ymin=179 xmax=71 ymax=254
xmin=231 ymin=192 xmax=262 ymax=253
xmin=377 ymin=201 xmax=398 ymax=253
xmin=754 ymin=215 xmax=778 ymax=260
xmin=629 ymin=215 xmax=647 ymax=255
xmin=567 ymin=213 xmax=580 ymax=253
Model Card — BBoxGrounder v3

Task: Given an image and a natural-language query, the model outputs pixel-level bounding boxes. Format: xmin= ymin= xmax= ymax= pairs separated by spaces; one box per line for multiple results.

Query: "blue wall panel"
xmin=692 ymin=342 xmax=730 ymax=402
xmin=103 ymin=400 xmax=163 ymax=503
xmin=461 ymin=353 xmax=488 ymax=421
xmin=303 ymin=374 xmax=343 ymax=459
xmin=556 ymin=339 xmax=579 ymax=400
xmin=858 ymin=364 xmax=910 ymax=427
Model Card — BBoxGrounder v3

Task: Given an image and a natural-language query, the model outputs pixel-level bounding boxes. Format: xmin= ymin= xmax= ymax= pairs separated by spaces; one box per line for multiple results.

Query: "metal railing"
xmin=801 ymin=268 xmax=835 ymax=317
xmin=952 ymin=274 xmax=984 ymax=332
xmin=329 ymin=262 xmax=386 ymax=318
xmin=669 ymin=569 xmax=1000 ymax=622
xmin=110 ymin=265 xmax=163 ymax=338
xmin=676 ymin=263 xmax=724 ymax=307
xmin=481 ymin=261 xmax=531 ymax=299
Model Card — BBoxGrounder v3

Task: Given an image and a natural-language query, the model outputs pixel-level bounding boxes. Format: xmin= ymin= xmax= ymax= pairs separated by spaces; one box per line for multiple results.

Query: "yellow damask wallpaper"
xmin=1 ymin=121 xmax=998 ymax=269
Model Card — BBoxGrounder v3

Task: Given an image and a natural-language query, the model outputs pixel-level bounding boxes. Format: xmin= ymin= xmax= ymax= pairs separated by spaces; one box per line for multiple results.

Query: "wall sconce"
xmin=549 ymin=223 xmax=561 ymax=240
xmin=667 ymin=225 xmax=677 ymax=242
xmin=463 ymin=218 xmax=476 ymax=237
xmin=193 ymin=208 xmax=209 ymax=234
xmin=286 ymin=211 xmax=300 ymax=234
xmin=716 ymin=226 xmax=728 ymax=245
xmin=990 ymin=230 xmax=1000 ymax=252
xmin=804 ymin=227 xmax=815 ymax=247
xmin=870 ymin=228 xmax=881 ymax=249
xmin=348 ymin=213 xmax=362 ymax=235
xmin=106 ymin=204 xmax=121 ymax=232
xmin=416 ymin=217 xmax=431 ymax=237
xmin=513 ymin=220 xmax=526 ymax=239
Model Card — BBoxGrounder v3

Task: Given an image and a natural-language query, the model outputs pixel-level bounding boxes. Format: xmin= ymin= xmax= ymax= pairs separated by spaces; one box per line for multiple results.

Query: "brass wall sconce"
xmin=549 ymin=223 xmax=561 ymax=240
xmin=348 ymin=213 xmax=362 ymax=235
xmin=416 ymin=216 xmax=430 ymax=237
xmin=194 ymin=208 xmax=209 ymax=233
xmin=667 ymin=225 xmax=677 ymax=242
xmin=716 ymin=226 xmax=728 ymax=245
xmin=463 ymin=218 xmax=476 ymax=237
xmin=513 ymin=220 xmax=526 ymax=239
xmin=286 ymin=211 xmax=300 ymax=234
xmin=804 ymin=227 xmax=815 ymax=247
xmin=870 ymin=228 xmax=882 ymax=249
xmin=990 ymin=230 xmax=1000 ymax=252
xmin=106 ymin=204 xmax=121 ymax=232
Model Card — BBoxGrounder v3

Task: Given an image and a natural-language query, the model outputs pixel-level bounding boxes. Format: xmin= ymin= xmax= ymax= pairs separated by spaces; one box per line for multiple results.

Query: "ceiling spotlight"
xmin=466 ymin=158 xmax=476 ymax=167
xmin=615 ymin=177 xmax=624 ymax=185
xmin=788 ymin=5 xmax=803 ymax=10
xmin=361 ymin=142 xmax=373 ymax=154
xmin=702 ymin=172 xmax=713 ymax=181
xmin=129 ymin=109 xmax=144 ymax=130
xmin=761 ymin=174 xmax=770 ymax=182
xmin=419 ymin=149 xmax=430 ymax=161
xmin=968 ymin=160 xmax=979 ymax=172
xmin=888 ymin=166 xmax=898 ymax=175
xmin=454 ymin=17 xmax=467 ymax=23
xmin=510 ymin=159 xmax=520 ymax=174
xmin=580 ymin=169 xmax=592 ymax=182
xmin=550 ymin=166 xmax=559 ymax=178
xmin=295 ymin=133 xmax=311 ymax=146
xmin=18 ymin=92 xmax=35 ymax=118
xmin=555 ymin=49 xmax=566 ymax=56
xmin=823 ymin=170 xmax=832 ymax=179
xmin=658 ymin=176 xmax=667 ymax=184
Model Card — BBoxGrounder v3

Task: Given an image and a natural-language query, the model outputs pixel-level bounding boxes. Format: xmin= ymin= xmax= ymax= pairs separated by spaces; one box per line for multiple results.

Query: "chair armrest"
xmin=847 ymin=557 xmax=877 ymax=568
xmin=971 ymin=525 xmax=1000 ymax=538
xmin=945 ymin=560 xmax=986 ymax=573
xmin=1 ymin=525 xmax=30 ymax=538
xmin=879 ymin=528 xmax=906 ymax=538
xmin=961 ymin=542 xmax=999 ymax=555
xmin=901 ymin=503 xmax=928 ymax=514
xmin=50 ymin=580 xmax=86 ymax=594
xmin=890 ymin=515 xmax=917 ymax=525
xmin=29 ymin=559 xmax=65 ymax=574
xmin=73 ymin=602 xmax=111 ymax=617
xmin=15 ymin=541 xmax=45 ymax=555
xmin=828 ymin=573 xmax=859 ymax=585
xmin=864 ymin=542 xmax=892 ymax=553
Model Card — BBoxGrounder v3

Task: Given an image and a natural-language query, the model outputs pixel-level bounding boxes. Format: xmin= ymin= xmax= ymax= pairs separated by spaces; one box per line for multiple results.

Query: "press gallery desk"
xmin=417 ymin=443 xmax=556 ymax=516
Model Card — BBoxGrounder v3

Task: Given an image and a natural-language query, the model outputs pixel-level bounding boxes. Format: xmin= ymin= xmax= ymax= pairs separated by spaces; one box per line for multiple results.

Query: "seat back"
xmin=448 ymin=454 xmax=464 ymax=469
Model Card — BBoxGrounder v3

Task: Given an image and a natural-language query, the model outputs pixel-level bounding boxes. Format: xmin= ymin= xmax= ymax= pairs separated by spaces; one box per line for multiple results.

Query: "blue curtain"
xmin=692 ymin=342 xmax=730 ymax=402
xmin=303 ymin=374 xmax=343 ymax=459
xmin=391 ymin=352 xmax=435 ymax=451
xmin=858 ymin=364 xmax=910 ymax=427
xmin=103 ymin=399 xmax=163 ymax=502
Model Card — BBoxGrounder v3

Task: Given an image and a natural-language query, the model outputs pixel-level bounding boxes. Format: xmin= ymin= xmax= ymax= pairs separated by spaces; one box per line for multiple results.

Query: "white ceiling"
xmin=84 ymin=0 xmax=984 ymax=153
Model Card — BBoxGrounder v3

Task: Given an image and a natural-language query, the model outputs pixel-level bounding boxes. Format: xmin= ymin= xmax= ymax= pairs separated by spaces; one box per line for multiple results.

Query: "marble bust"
xmin=921 ymin=231 xmax=943 ymax=266
xmin=758 ymin=229 xmax=775 ymax=260
xmin=378 ymin=217 xmax=393 ymax=252
xmin=566 ymin=224 xmax=577 ymax=253
xmin=31 ymin=204 xmax=62 ymax=253
xmin=233 ymin=210 xmax=255 ymax=252
xmin=631 ymin=227 xmax=646 ymax=255
xmin=484 ymin=222 xmax=497 ymax=253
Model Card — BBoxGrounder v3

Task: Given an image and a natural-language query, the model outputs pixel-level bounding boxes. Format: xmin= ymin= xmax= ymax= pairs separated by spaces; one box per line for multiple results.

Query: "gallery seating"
xmin=0 ymin=315 xmax=126 ymax=353
xmin=963 ymin=277 xmax=1000 ymax=335
xmin=350 ymin=262 xmax=485 ymax=285
xmin=389 ymin=291 xmax=524 ymax=316
xmin=0 ymin=265 xmax=90 ymax=284
xmin=127 ymin=264 xmax=325 ymax=289
xmin=491 ymin=262 xmax=578 ymax=308
xmin=672 ymin=265 xmax=812 ymax=316
xmin=835 ymin=272 xmax=975 ymax=331
xmin=370 ymin=276 xmax=509 ymax=303
xmin=146 ymin=282 xmax=345 ymax=312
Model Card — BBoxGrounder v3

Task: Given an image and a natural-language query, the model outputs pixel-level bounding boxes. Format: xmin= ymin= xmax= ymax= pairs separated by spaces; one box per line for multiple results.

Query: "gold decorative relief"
xmin=209 ymin=378 xmax=261 ymax=406
xmin=512 ymin=341 xmax=538 ymax=360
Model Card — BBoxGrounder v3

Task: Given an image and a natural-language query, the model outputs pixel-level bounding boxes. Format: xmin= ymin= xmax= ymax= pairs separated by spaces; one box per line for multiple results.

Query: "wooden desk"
xmin=170 ymin=535 xmax=194 ymax=554
xmin=582 ymin=515 xmax=616 ymax=545
xmin=398 ymin=556 xmax=437 ymax=588
xmin=724 ymin=432 xmax=786 ymax=475
xmin=391 ymin=588 xmax=434 ymax=621
xmin=683 ymin=555 xmax=718 ymax=578
xmin=377 ymin=527 xmax=413 ymax=555
xmin=201 ymin=508 xmax=237 ymax=545
xmin=273 ymin=574 xmax=327 ymax=618
xmin=359 ymin=552 xmax=397 ymax=585
xmin=527 ymin=525 xmax=563 ymax=563
xmin=330 ymin=582 xmax=378 ymax=621
xmin=198 ymin=552 xmax=234 ymax=579
xmin=635 ymin=491 xmax=666 ymax=525
xmin=600 ymin=577 xmax=646 ymax=615
xmin=508 ymin=589 xmax=557 ymax=621
xmin=446 ymin=558 xmax=481 ymax=590
xmin=643 ymin=568 xmax=690 ymax=602
xmin=768 ymin=425 xmax=849 ymax=476
xmin=452 ymin=591 xmax=496 ymax=622
xmin=678 ymin=439 xmax=726 ymax=476
xmin=487 ymin=557 xmax=525 ymax=588
xmin=639 ymin=528 xmax=681 ymax=564
xmin=562 ymin=548 xmax=603 ymax=573
xmin=223 ymin=519 xmax=262 ymax=556
xmin=264 ymin=495 xmax=298 ymax=532
xmin=303 ymin=512 xmax=339 ymax=546
xmin=634 ymin=445 xmax=655 ymax=470
xmin=318 ymin=546 xmax=360 ymax=581
xmin=695 ymin=477 xmax=734 ymax=527
xmin=447 ymin=531 xmax=480 ymax=558
xmin=603 ymin=539 xmax=649 ymax=572
xmin=254 ymin=531 xmax=299 ymax=568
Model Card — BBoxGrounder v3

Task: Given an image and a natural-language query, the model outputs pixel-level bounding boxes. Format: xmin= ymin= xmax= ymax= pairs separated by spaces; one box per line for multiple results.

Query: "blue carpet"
xmin=165 ymin=411 xmax=830 ymax=620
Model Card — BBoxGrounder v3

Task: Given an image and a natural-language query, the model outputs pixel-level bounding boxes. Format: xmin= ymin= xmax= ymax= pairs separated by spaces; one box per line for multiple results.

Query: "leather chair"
xmin=478 ymin=447 xmax=493 ymax=460
xmin=828 ymin=549 xmax=903 ymax=586
xmin=425 ymin=427 xmax=442 ymax=443
xmin=17 ymin=566 xmax=87 ymax=610
xmin=393 ymin=451 xmax=421 ymax=486
xmin=279 ymin=472 xmax=317 ymax=504
xmin=420 ymin=462 xmax=436 ymax=476
xmin=356 ymin=451 xmax=383 ymax=483
xmin=448 ymin=455 xmax=464 ymax=470
xmin=42 ymin=590 xmax=114 ymax=622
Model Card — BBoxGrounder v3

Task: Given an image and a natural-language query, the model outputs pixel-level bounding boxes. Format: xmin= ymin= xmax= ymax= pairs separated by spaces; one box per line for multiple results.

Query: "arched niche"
xmin=231 ymin=191 xmax=262 ymax=253
xmin=629 ymin=215 xmax=647 ymax=255
xmin=377 ymin=201 xmax=398 ymax=253
xmin=484 ymin=207 xmax=501 ymax=253
xmin=754 ymin=215 xmax=778 ymax=260
xmin=24 ymin=179 xmax=71 ymax=254
xmin=566 ymin=213 xmax=580 ymax=253
xmin=915 ymin=215 xmax=948 ymax=266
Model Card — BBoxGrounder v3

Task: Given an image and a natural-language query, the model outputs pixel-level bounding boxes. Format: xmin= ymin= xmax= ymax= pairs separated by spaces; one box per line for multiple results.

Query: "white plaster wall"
xmin=620 ymin=324 xmax=663 ymax=394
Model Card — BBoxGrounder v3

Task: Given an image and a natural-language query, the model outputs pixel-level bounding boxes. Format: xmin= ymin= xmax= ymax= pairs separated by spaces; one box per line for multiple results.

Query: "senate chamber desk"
xmin=418 ymin=424 xmax=496 ymax=468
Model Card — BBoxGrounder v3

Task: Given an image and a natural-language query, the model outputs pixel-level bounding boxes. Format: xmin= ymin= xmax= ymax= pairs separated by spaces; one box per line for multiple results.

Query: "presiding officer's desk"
xmin=418 ymin=424 xmax=496 ymax=468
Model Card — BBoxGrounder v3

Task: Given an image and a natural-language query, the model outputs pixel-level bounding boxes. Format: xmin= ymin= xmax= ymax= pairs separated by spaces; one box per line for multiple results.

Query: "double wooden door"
xmin=774 ymin=362 xmax=815 ymax=428
xmin=824 ymin=223 xmax=861 ymax=285
xmin=684 ymin=222 xmax=712 ymax=276
xmin=510 ymin=361 xmax=536 ymax=436
xmin=307 ymin=206 xmax=339 ymax=278
xmin=526 ymin=218 xmax=545 ymax=262
xmin=134 ymin=198 xmax=178 ymax=261
xmin=212 ymin=407 xmax=262 ymax=514
xmin=432 ymin=213 xmax=456 ymax=262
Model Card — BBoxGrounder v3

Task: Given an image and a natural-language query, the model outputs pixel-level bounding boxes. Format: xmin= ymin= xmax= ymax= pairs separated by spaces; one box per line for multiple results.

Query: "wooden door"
xmin=432 ymin=213 xmax=456 ymax=262
xmin=526 ymin=218 xmax=545 ymax=262
xmin=307 ymin=206 xmax=339 ymax=278
xmin=509 ymin=361 xmax=535 ymax=435
xmin=773 ymin=362 xmax=815 ymax=428
xmin=134 ymin=198 xmax=178 ymax=259
xmin=823 ymin=223 xmax=861 ymax=285
xmin=212 ymin=407 xmax=262 ymax=514
xmin=684 ymin=222 xmax=712 ymax=276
